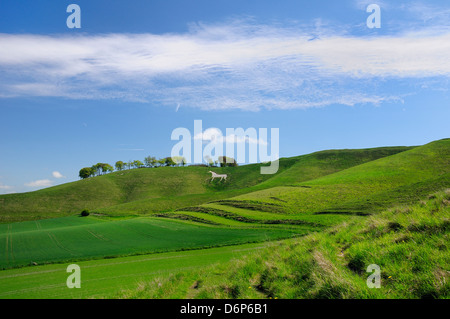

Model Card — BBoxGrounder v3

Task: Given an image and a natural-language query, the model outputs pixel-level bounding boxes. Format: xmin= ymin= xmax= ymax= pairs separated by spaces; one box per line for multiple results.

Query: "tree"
xmin=79 ymin=167 xmax=93 ymax=179
xmin=126 ymin=160 xmax=133 ymax=170
xmin=102 ymin=163 xmax=114 ymax=174
xmin=218 ymin=156 xmax=238 ymax=167
xmin=204 ymin=155 xmax=215 ymax=167
xmin=133 ymin=160 xmax=144 ymax=169
xmin=171 ymin=156 xmax=186 ymax=167
xmin=90 ymin=163 xmax=113 ymax=176
xmin=91 ymin=163 xmax=102 ymax=176
xmin=157 ymin=158 xmax=165 ymax=167
xmin=162 ymin=157 xmax=175 ymax=167
xmin=115 ymin=161 xmax=125 ymax=171
xmin=144 ymin=156 xmax=157 ymax=168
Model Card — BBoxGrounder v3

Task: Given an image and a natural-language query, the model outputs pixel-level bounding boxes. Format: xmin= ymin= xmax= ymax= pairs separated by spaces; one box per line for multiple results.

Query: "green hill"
xmin=0 ymin=164 xmax=272 ymax=222
xmin=218 ymin=139 xmax=450 ymax=215
xmin=157 ymin=139 xmax=449 ymax=231
xmin=0 ymin=145 xmax=411 ymax=223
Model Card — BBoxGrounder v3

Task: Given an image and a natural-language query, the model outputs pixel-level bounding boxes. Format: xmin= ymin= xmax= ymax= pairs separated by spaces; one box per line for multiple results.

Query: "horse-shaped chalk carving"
xmin=209 ymin=171 xmax=227 ymax=182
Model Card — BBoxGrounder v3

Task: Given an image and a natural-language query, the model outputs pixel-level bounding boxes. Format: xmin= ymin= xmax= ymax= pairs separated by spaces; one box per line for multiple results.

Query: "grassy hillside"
xmin=117 ymin=189 xmax=450 ymax=299
xmin=93 ymin=146 xmax=413 ymax=216
xmin=0 ymin=164 xmax=277 ymax=222
xmin=0 ymin=145 xmax=410 ymax=223
xmin=256 ymin=146 xmax=415 ymax=187
xmin=225 ymin=139 xmax=450 ymax=215
xmin=157 ymin=139 xmax=448 ymax=234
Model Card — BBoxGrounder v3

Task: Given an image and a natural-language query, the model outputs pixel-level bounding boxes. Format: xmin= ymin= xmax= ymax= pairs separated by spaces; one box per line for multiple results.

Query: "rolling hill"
xmin=162 ymin=139 xmax=450 ymax=227
xmin=0 ymin=145 xmax=412 ymax=223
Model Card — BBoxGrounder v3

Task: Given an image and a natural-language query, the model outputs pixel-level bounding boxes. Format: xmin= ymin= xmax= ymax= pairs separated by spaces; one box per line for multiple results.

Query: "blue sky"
xmin=0 ymin=0 xmax=449 ymax=193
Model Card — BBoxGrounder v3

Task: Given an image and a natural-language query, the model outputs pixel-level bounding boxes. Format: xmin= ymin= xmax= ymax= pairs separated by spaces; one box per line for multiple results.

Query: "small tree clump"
xmin=81 ymin=210 xmax=90 ymax=217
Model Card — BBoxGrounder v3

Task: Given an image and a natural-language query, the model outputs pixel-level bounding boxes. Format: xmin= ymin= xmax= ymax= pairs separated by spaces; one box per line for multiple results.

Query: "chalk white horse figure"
xmin=209 ymin=171 xmax=227 ymax=182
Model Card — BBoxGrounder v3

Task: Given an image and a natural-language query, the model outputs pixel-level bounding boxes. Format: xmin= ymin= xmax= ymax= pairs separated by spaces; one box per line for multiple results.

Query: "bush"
xmin=81 ymin=210 xmax=90 ymax=217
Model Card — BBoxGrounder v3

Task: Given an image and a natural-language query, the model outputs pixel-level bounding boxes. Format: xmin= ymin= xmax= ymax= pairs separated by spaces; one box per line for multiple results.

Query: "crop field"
xmin=0 ymin=216 xmax=303 ymax=270
xmin=0 ymin=242 xmax=271 ymax=299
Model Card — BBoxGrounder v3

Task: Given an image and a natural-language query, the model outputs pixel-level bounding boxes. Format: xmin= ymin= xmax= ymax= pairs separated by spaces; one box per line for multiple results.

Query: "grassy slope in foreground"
xmin=0 ymin=146 xmax=411 ymax=222
xmin=117 ymin=189 xmax=450 ymax=299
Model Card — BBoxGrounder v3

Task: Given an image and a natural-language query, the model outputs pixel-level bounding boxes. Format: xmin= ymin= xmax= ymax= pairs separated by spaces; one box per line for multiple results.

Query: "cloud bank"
xmin=1 ymin=18 xmax=450 ymax=110
xmin=0 ymin=183 xmax=12 ymax=190
xmin=25 ymin=179 xmax=53 ymax=188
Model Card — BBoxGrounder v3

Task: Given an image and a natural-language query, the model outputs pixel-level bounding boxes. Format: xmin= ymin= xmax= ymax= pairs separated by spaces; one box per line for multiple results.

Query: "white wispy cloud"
xmin=400 ymin=1 xmax=450 ymax=24
xmin=25 ymin=179 xmax=53 ymax=188
xmin=0 ymin=183 xmax=12 ymax=190
xmin=52 ymin=171 xmax=65 ymax=179
xmin=194 ymin=128 xmax=267 ymax=145
xmin=1 ymin=16 xmax=449 ymax=110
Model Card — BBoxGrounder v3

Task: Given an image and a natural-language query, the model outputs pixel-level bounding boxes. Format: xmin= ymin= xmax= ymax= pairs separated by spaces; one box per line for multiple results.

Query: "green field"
xmin=0 ymin=216 xmax=304 ymax=270
xmin=0 ymin=139 xmax=448 ymax=298
xmin=0 ymin=242 xmax=271 ymax=299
